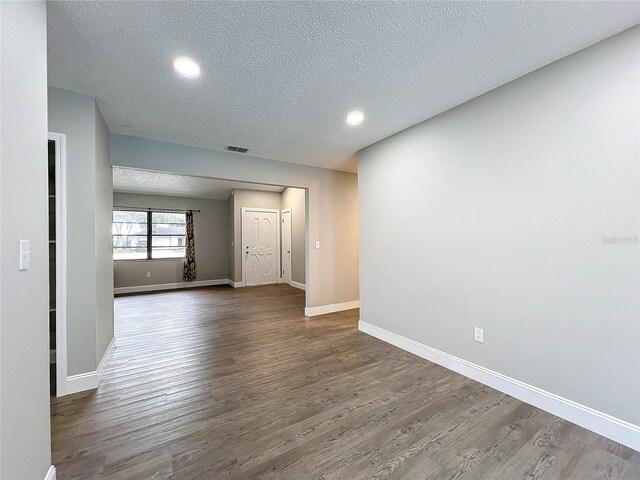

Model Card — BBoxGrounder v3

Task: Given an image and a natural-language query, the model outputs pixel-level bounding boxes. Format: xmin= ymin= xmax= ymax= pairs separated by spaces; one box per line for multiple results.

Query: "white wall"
xmin=358 ymin=25 xmax=640 ymax=428
xmin=111 ymin=135 xmax=359 ymax=308
xmin=0 ymin=1 xmax=52 ymax=478
xmin=48 ymin=87 xmax=97 ymax=375
xmin=48 ymin=87 xmax=114 ymax=377
xmin=113 ymin=193 xmax=231 ymax=287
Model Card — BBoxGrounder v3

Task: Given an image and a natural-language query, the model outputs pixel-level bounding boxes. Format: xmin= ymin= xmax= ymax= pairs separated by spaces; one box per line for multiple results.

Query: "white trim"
xmin=114 ymin=279 xmax=231 ymax=295
xmin=240 ymin=206 xmax=281 ymax=212
xmin=44 ymin=465 xmax=56 ymax=480
xmin=65 ymin=337 xmax=116 ymax=395
xmin=358 ymin=320 xmax=640 ymax=451
xmin=227 ymin=279 xmax=243 ymax=288
xmin=304 ymin=300 xmax=359 ymax=317
xmin=49 ymin=132 xmax=69 ymax=398
xmin=66 ymin=371 xmax=99 ymax=395
xmin=290 ymin=281 xmax=306 ymax=291
xmin=241 ymin=207 xmax=281 ymax=287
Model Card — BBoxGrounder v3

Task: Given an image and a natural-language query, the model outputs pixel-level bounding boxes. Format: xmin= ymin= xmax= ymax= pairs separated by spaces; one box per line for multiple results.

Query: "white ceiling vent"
xmin=225 ymin=145 xmax=250 ymax=154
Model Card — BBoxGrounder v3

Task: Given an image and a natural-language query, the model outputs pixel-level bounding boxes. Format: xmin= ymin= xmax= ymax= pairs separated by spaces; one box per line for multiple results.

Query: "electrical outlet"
xmin=474 ymin=327 xmax=484 ymax=343
xmin=146 ymin=272 xmax=151 ymax=278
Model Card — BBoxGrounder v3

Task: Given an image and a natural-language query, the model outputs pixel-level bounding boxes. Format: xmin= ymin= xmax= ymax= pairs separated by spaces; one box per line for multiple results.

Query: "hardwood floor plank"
xmin=51 ymin=285 xmax=640 ymax=479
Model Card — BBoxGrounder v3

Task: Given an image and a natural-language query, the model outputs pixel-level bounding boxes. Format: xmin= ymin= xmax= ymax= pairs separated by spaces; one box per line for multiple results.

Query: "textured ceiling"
xmin=48 ymin=1 xmax=640 ymax=173
xmin=113 ymin=167 xmax=284 ymax=200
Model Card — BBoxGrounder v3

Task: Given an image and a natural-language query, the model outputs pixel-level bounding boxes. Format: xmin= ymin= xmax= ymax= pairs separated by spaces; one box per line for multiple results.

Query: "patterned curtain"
xmin=183 ymin=210 xmax=196 ymax=281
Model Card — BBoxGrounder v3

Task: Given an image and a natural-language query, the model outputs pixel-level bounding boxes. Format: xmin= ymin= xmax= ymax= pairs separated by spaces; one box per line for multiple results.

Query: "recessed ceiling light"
xmin=346 ymin=110 xmax=364 ymax=126
xmin=172 ymin=56 xmax=200 ymax=79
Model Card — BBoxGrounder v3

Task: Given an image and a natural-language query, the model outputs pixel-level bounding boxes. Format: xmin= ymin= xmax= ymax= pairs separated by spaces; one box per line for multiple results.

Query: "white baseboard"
xmin=65 ymin=337 xmax=116 ymax=396
xmin=290 ymin=281 xmax=306 ymax=291
xmin=97 ymin=336 xmax=116 ymax=381
xmin=44 ymin=465 xmax=56 ymax=480
xmin=65 ymin=370 xmax=99 ymax=395
xmin=305 ymin=300 xmax=359 ymax=317
xmin=227 ymin=280 xmax=243 ymax=288
xmin=114 ymin=279 xmax=231 ymax=295
xmin=358 ymin=320 xmax=640 ymax=452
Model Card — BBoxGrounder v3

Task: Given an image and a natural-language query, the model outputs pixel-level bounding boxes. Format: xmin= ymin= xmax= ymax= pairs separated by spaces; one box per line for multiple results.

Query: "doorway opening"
xmin=111 ymin=167 xmax=308 ymax=304
xmin=281 ymin=208 xmax=292 ymax=285
xmin=48 ymin=132 xmax=68 ymax=398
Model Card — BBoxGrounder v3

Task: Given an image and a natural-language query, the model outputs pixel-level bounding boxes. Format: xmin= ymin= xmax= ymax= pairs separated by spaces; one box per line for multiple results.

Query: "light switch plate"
xmin=315 ymin=240 xmax=320 ymax=249
xmin=19 ymin=240 xmax=31 ymax=271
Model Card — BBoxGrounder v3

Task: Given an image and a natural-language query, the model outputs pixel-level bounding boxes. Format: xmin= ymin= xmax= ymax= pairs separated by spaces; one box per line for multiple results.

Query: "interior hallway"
xmin=51 ymin=285 xmax=640 ymax=479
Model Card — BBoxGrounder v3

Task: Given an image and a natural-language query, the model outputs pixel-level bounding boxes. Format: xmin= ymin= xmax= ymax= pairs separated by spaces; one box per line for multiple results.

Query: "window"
xmin=112 ymin=211 xmax=148 ymax=260
xmin=151 ymin=212 xmax=186 ymax=259
xmin=113 ymin=210 xmax=186 ymax=260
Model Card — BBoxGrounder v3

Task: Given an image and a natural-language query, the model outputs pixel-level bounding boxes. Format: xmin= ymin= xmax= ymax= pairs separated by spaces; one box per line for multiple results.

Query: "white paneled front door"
xmin=242 ymin=208 xmax=279 ymax=286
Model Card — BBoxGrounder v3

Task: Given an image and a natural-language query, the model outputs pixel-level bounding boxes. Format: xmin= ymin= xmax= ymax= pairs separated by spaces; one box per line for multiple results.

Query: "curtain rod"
xmin=114 ymin=206 xmax=201 ymax=213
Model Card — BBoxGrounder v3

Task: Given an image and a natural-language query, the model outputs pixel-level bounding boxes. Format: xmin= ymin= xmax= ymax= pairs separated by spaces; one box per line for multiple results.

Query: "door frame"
xmin=241 ymin=207 xmax=281 ymax=287
xmin=49 ymin=132 xmax=69 ymax=397
xmin=281 ymin=208 xmax=292 ymax=285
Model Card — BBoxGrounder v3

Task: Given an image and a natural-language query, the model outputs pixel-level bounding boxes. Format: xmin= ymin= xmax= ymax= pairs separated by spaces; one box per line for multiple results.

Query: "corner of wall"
xmin=94 ymin=101 xmax=114 ymax=364
xmin=0 ymin=1 xmax=52 ymax=478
